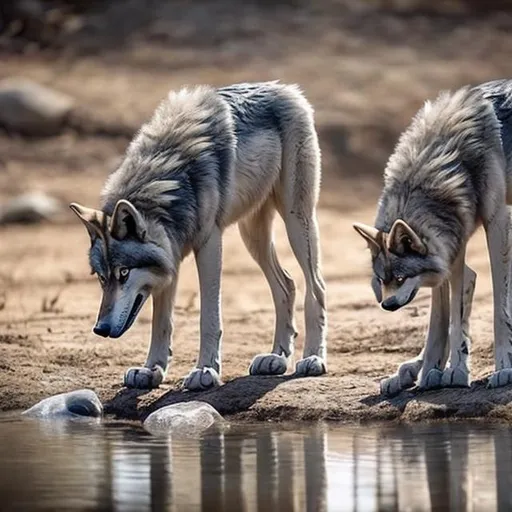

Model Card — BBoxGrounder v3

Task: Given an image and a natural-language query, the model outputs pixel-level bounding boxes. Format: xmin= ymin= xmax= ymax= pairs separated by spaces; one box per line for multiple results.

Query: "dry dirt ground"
xmin=3 ymin=1 xmax=512 ymax=423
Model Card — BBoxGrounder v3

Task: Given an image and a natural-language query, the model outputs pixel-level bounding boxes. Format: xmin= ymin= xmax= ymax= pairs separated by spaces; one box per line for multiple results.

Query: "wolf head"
xmin=353 ymin=219 xmax=447 ymax=311
xmin=70 ymin=199 xmax=175 ymax=338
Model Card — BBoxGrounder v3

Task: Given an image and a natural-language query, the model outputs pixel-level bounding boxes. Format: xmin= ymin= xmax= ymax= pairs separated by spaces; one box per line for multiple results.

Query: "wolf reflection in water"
xmin=1 ymin=422 xmax=512 ymax=511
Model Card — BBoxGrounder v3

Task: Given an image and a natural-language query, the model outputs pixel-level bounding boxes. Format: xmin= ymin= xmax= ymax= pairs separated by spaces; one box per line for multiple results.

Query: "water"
xmin=0 ymin=417 xmax=511 ymax=511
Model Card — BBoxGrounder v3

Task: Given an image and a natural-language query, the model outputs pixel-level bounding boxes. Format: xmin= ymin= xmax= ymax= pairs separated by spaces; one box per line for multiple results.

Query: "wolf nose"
xmin=381 ymin=297 xmax=400 ymax=312
xmin=93 ymin=322 xmax=111 ymax=337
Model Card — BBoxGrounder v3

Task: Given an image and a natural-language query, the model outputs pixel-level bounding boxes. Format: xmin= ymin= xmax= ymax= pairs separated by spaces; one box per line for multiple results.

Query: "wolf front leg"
xmin=124 ymin=277 xmax=178 ymax=389
xmin=183 ymin=226 xmax=223 ymax=391
xmin=422 ymin=259 xmax=476 ymax=389
xmin=381 ymin=281 xmax=450 ymax=396
xmin=486 ymin=205 xmax=512 ymax=388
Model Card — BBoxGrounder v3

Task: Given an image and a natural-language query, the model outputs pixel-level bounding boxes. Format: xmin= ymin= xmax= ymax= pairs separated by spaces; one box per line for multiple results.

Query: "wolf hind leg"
xmin=277 ymin=108 xmax=327 ymax=377
xmin=486 ymin=204 xmax=512 ymax=388
xmin=283 ymin=209 xmax=327 ymax=376
xmin=239 ymin=200 xmax=297 ymax=376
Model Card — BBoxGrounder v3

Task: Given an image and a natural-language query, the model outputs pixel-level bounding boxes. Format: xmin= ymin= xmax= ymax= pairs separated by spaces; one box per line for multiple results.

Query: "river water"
xmin=0 ymin=417 xmax=510 ymax=511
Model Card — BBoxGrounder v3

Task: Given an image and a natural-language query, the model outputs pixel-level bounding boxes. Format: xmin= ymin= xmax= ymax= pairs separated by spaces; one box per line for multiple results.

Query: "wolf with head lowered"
xmin=71 ymin=81 xmax=327 ymax=391
xmin=354 ymin=79 xmax=512 ymax=394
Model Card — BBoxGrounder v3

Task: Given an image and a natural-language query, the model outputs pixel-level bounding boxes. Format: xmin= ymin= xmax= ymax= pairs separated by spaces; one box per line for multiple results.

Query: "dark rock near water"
xmin=22 ymin=389 xmax=103 ymax=419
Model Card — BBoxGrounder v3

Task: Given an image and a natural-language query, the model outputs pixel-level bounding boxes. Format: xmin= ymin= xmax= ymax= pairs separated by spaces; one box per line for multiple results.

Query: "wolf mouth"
xmin=122 ymin=293 xmax=144 ymax=334
xmin=381 ymin=286 xmax=419 ymax=312
xmin=407 ymin=287 xmax=419 ymax=305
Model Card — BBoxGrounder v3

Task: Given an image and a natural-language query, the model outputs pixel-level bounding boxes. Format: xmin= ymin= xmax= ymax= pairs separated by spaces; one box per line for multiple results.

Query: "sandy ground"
xmin=3 ymin=1 xmax=512 ymax=422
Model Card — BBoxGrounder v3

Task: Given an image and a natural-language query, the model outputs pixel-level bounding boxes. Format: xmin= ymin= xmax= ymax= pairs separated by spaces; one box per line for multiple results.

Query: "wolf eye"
xmin=98 ymin=275 xmax=106 ymax=286
xmin=119 ymin=267 xmax=130 ymax=284
xmin=396 ymin=276 xmax=405 ymax=285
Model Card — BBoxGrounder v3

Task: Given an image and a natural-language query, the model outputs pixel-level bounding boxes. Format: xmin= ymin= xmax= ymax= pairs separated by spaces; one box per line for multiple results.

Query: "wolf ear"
xmin=110 ymin=199 xmax=147 ymax=241
xmin=388 ymin=219 xmax=427 ymax=256
xmin=353 ymin=222 xmax=381 ymax=256
xmin=69 ymin=203 xmax=107 ymax=243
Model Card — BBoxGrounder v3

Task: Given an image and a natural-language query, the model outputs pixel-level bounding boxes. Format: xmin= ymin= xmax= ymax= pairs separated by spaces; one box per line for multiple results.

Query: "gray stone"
xmin=0 ymin=78 xmax=74 ymax=136
xmin=22 ymin=389 xmax=103 ymax=419
xmin=143 ymin=401 xmax=226 ymax=437
xmin=0 ymin=192 xmax=62 ymax=224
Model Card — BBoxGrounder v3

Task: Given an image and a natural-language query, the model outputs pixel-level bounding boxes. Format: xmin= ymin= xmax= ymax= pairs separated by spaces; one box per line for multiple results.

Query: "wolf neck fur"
xmin=376 ymin=180 xmax=469 ymax=267
xmin=375 ymin=86 xmax=501 ymax=267
xmin=99 ymin=85 xmax=236 ymax=272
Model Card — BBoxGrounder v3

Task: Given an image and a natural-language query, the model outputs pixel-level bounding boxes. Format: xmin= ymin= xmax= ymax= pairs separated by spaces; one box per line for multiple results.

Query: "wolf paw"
xmin=380 ymin=375 xmax=405 ymax=396
xmin=183 ymin=367 xmax=222 ymax=391
xmin=420 ymin=368 xmax=443 ymax=390
xmin=420 ymin=367 xmax=470 ymax=390
xmin=441 ymin=367 xmax=470 ymax=387
xmin=487 ymin=369 xmax=512 ymax=388
xmin=380 ymin=359 xmax=422 ymax=396
xmin=295 ymin=355 xmax=326 ymax=377
xmin=124 ymin=366 xmax=165 ymax=389
xmin=249 ymin=353 xmax=287 ymax=376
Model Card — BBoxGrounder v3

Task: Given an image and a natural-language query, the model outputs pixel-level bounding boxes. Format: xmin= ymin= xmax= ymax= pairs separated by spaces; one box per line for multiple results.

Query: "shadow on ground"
xmin=103 ymin=374 xmax=512 ymax=423
xmin=361 ymin=379 xmax=512 ymax=422
xmin=104 ymin=374 xmax=293 ymax=421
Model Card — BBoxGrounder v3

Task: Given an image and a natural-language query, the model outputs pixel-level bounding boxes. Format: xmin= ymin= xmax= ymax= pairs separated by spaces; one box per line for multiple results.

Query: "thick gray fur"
xmin=71 ymin=81 xmax=327 ymax=391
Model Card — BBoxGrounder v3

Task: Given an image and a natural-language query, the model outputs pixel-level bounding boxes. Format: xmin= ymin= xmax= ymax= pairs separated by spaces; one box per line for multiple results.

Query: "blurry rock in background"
xmin=0 ymin=78 xmax=74 ymax=136
xmin=0 ymin=191 xmax=63 ymax=225
xmin=0 ymin=0 xmax=102 ymax=49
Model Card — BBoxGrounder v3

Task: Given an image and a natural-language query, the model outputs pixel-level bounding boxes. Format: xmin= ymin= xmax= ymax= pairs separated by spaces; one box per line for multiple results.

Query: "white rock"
xmin=0 ymin=78 xmax=74 ymax=136
xmin=22 ymin=389 xmax=103 ymax=419
xmin=143 ymin=401 xmax=226 ymax=437
xmin=0 ymin=192 xmax=62 ymax=224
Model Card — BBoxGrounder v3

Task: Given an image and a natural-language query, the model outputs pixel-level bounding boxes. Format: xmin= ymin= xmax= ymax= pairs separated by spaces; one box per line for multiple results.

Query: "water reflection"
xmin=1 ymin=418 xmax=512 ymax=511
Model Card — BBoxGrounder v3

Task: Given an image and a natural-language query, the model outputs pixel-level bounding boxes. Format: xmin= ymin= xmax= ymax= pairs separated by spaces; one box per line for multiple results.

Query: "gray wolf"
xmin=70 ymin=81 xmax=327 ymax=391
xmin=353 ymin=79 xmax=512 ymax=394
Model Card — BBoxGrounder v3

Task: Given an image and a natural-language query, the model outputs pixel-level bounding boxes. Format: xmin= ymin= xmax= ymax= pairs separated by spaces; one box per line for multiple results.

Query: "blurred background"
xmin=2 ymin=0 xmax=512 ymax=415
xmin=2 ymin=0 xmax=512 ymax=212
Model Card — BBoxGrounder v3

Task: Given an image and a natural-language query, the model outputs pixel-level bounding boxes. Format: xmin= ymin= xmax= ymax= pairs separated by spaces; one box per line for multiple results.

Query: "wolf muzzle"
xmin=93 ymin=322 xmax=111 ymax=337
xmin=93 ymin=293 xmax=146 ymax=339
xmin=381 ymin=286 xmax=419 ymax=312
xmin=381 ymin=297 xmax=402 ymax=312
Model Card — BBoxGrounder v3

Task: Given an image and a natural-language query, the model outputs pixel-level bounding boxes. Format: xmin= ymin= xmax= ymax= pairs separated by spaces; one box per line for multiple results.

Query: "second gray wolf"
xmin=70 ymin=81 xmax=327 ymax=391
xmin=353 ymin=79 xmax=512 ymax=394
